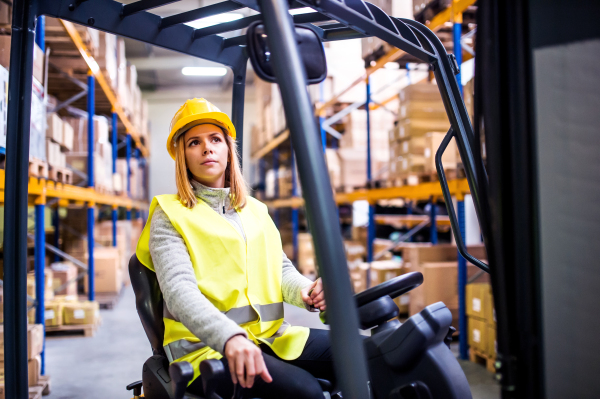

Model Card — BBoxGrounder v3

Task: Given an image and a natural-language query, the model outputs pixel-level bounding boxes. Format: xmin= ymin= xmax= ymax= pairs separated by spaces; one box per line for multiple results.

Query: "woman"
xmin=136 ymin=98 xmax=334 ymax=399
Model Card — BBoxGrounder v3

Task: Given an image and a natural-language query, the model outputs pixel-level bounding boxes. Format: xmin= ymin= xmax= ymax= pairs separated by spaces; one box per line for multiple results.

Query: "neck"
xmin=191 ymin=173 xmax=226 ymax=189
xmin=190 ymin=179 xmax=231 ymax=210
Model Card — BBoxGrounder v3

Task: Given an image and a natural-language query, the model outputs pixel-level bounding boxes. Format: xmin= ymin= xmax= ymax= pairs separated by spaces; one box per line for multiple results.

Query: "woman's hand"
xmin=301 ymin=278 xmax=326 ymax=311
xmin=224 ymin=335 xmax=272 ymax=388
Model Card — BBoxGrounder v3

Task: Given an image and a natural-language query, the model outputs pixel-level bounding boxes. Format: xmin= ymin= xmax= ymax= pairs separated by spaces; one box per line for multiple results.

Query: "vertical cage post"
xmin=458 ymin=199 xmax=468 ymax=359
xmin=126 ymin=134 xmax=132 ymax=197
xmin=111 ymin=112 xmax=117 ymax=174
xmin=127 ymin=208 xmax=132 ymax=221
xmin=34 ymin=201 xmax=46 ymax=375
xmin=257 ymin=0 xmax=370 ymax=396
xmin=231 ymin=65 xmax=246 ymax=168
xmin=3 ymin=0 xmax=37 ymax=394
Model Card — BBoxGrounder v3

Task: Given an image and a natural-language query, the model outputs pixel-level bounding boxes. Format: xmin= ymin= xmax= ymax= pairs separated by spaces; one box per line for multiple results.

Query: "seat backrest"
xmin=129 ymin=254 xmax=166 ymax=357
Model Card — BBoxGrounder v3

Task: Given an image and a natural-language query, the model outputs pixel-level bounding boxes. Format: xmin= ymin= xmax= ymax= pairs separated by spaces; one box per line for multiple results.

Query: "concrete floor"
xmin=45 ymin=286 xmax=500 ymax=399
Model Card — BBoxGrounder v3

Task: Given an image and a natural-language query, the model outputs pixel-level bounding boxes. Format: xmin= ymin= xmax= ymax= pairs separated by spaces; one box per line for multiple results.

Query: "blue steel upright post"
xmin=430 ymin=199 xmax=438 ymax=244
xmin=52 ymin=207 xmax=60 ymax=262
xmin=112 ymin=112 xmax=118 ymax=247
xmin=126 ymin=133 xmax=132 ymax=197
xmin=35 ymin=16 xmax=44 ymax=51
xmin=453 ymin=14 xmax=463 ymax=97
xmin=454 ymin=12 xmax=467 ymax=360
xmin=34 ymin=197 xmax=46 ymax=375
xmin=87 ymin=71 xmax=95 ymax=301
xmin=366 ymin=77 xmax=375 ymax=287
xmin=291 ymin=145 xmax=299 ymax=263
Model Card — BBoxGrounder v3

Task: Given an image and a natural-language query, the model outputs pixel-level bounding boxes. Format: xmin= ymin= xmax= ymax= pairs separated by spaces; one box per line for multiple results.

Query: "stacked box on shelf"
xmin=251 ymin=79 xmax=286 ymax=155
xmin=337 ymin=108 xmax=396 ymax=191
xmin=389 ymin=84 xmax=455 ymax=184
xmin=95 ymin=219 xmax=133 ymax=285
xmin=402 ymin=243 xmax=488 ymax=332
xmin=0 ymin=324 xmax=44 ymax=389
xmin=64 ymin=116 xmax=113 ymax=192
xmin=83 ymin=247 xmax=122 ymax=294
xmin=96 ymin=32 xmax=118 ymax=91
xmin=466 ymin=283 xmax=497 ymax=361
xmin=298 ymin=233 xmax=316 ymax=277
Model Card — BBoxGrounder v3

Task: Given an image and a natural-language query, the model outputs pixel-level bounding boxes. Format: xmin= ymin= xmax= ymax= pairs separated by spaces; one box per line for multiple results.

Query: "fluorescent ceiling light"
xmin=182 ymin=67 xmax=228 ymax=77
xmin=185 ymin=13 xmax=243 ymax=29
xmin=289 ymin=7 xmax=314 ymax=15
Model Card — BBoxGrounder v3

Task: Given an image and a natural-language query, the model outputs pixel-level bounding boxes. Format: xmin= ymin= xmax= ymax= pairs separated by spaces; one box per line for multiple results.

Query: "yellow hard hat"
xmin=167 ymin=98 xmax=236 ymax=160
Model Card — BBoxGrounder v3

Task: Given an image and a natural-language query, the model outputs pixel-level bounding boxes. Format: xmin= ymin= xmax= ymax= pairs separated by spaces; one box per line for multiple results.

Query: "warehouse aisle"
xmin=43 ymin=285 xmax=499 ymax=399
xmin=44 ymin=286 xmax=149 ymax=399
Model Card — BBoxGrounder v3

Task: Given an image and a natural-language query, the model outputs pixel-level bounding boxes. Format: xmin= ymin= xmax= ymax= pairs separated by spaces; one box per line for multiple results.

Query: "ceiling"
xmin=120 ymin=0 xmax=258 ymax=92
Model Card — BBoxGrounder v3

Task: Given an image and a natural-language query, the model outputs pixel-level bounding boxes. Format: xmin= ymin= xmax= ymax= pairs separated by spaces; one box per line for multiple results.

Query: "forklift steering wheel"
xmin=354 ymin=271 xmax=423 ymax=307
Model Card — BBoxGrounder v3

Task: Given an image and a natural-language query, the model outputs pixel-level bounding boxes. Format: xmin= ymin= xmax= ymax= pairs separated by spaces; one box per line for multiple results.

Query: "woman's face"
xmin=183 ymin=124 xmax=229 ymax=188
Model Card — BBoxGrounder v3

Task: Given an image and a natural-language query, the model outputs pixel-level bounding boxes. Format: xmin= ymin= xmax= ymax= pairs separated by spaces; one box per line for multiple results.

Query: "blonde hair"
xmin=175 ymin=128 xmax=248 ymax=210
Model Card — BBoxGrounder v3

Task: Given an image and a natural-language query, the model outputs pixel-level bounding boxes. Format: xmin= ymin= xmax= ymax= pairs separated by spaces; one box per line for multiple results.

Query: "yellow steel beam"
xmin=0 ymin=170 xmax=148 ymax=209
xmin=315 ymin=0 xmax=477 ymax=116
xmin=251 ymin=129 xmax=290 ymax=161
xmin=60 ymin=20 xmax=149 ymax=158
xmin=263 ymin=178 xmax=470 ymax=208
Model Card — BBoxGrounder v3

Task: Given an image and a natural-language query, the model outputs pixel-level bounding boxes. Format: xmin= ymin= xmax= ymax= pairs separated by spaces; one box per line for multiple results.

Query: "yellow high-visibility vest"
xmin=136 ymin=194 xmax=310 ymax=383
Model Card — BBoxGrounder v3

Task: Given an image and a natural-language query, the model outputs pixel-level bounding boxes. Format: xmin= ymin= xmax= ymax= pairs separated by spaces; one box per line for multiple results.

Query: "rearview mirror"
xmin=246 ymin=22 xmax=327 ymax=85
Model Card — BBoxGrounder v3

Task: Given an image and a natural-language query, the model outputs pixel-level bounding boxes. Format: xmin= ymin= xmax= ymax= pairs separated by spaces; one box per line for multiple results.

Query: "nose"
xmin=202 ymin=143 xmax=214 ymax=155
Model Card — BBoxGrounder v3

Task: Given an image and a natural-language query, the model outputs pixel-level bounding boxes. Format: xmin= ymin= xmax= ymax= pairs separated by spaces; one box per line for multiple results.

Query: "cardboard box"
xmin=398 ymin=101 xmax=447 ymax=121
xmin=0 ymin=35 xmax=10 ymax=70
xmin=344 ymin=240 xmax=365 ymax=264
xmin=0 ymin=324 xmax=44 ymax=359
xmin=349 ymin=262 xmax=369 ymax=294
xmin=63 ymin=301 xmax=99 ymax=325
xmin=423 ymin=131 xmax=457 ymax=173
xmin=399 ymin=83 xmax=445 ymax=104
xmin=30 ymin=78 xmax=46 ymax=161
xmin=51 ymin=261 xmax=78 ymax=296
xmin=46 ymin=113 xmax=63 ymax=143
xmin=28 ymin=355 xmax=41 ymax=386
xmin=83 ymin=247 xmax=122 ymax=294
xmin=32 ymin=42 xmax=44 ymax=83
xmin=298 ymin=233 xmax=316 ymax=276
xmin=466 ymin=283 xmax=487 ymax=319
xmin=62 ymin=118 xmax=74 ymax=151
xmin=0 ymin=2 xmax=11 ymax=25
xmin=325 ymin=149 xmax=341 ymax=190
xmin=467 ymin=316 xmax=487 ymax=352
xmin=487 ymin=323 xmax=497 ymax=359
xmin=45 ymin=301 xmax=64 ymax=327
xmin=394 ymin=119 xmax=451 ymax=141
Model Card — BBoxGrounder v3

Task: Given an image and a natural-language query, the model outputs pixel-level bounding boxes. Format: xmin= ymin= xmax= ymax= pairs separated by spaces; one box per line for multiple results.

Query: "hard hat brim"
xmin=167 ymin=111 xmax=236 ymax=160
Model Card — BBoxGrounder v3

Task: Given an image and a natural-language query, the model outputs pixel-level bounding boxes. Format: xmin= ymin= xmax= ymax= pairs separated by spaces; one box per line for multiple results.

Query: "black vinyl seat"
xmin=127 ymin=254 xmax=334 ymax=399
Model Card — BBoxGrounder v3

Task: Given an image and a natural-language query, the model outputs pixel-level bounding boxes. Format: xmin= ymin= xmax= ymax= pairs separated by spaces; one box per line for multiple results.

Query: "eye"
xmin=212 ymin=136 xmax=222 ymax=143
xmin=188 ymin=139 xmax=200 ymax=147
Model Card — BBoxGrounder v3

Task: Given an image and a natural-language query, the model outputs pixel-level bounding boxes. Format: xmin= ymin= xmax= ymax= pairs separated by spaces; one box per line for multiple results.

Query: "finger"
xmin=312 ymin=291 xmax=325 ymax=304
xmin=229 ymin=360 xmax=238 ymax=385
xmin=236 ymin=354 xmax=246 ymax=388
xmin=310 ymin=280 xmax=323 ymax=299
xmin=256 ymin=354 xmax=273 ymax=383
xmin=314 ymin=300 xmax=326 ymax=309
xmin=245 ymin=352 xmax=256 ymax=388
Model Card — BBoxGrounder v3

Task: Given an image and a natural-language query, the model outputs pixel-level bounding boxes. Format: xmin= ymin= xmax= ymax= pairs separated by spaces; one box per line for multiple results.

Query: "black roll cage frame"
xmin=3 ymin=0 xmax=493 ymax=398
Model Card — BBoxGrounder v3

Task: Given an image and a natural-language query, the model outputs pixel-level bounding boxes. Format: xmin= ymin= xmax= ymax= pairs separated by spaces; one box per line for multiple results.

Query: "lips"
xmin=202 ymin=159 xmax=217 ymax=165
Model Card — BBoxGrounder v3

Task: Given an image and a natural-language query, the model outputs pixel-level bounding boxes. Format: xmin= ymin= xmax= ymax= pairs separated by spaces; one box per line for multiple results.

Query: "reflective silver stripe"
xmin=163 ymin=303 xmax=180 ymax=322
xmin=164 ymin=339 xmax=207 ymax=361
xmin=223 ymin=303 xmax=284 ymax=324
xmin=263 ymin=321 xmax=291 ymax=344
xmin=224 ymin=306 xmax=259 ymax=325
xmin=255 ymin=303 xmax=284 ymax=322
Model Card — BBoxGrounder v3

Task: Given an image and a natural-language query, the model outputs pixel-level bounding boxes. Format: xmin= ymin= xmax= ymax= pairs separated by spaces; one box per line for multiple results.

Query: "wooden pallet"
xmin=29 ymin=158 xmax=49 ymax=178
xmin=469 ymin=348 xmax=496 ymax=373
xmin=48 ymin=166 xmax=73 ymax=185
xmin=29 ymin=375 xmax=51 ymax=398
xmin=45 ymin=319 xmax=101 ymax=337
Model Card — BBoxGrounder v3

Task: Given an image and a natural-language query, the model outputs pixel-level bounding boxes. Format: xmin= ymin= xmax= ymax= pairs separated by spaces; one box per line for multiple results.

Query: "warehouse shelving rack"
xmin=254 ymin=0 xmax=477 ymax=358
xmin=3 ymin=1 xmax=491 ymax=398
xmin=4 ymin=7 xmax=150 ymax=389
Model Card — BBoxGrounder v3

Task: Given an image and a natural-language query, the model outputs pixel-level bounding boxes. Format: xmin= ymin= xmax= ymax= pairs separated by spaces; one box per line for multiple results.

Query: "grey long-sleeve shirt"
xmin=148 ymin=180 xmax=314 ymax=355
